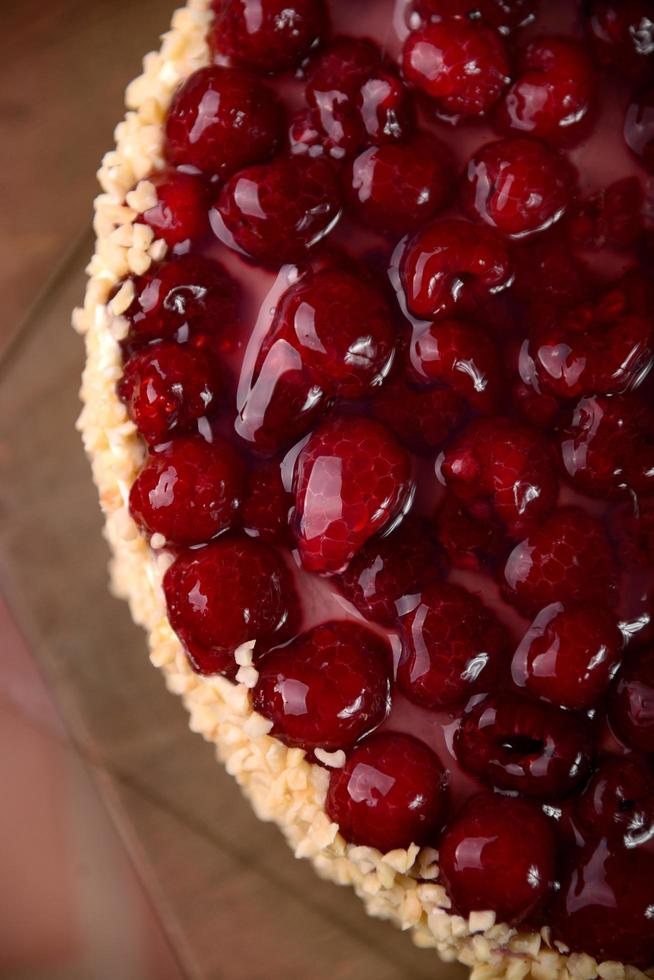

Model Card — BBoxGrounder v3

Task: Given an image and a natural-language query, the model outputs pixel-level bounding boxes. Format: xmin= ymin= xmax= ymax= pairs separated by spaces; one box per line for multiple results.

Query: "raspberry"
xmin=345 ymin=134 xmax=454 ymax=237
xmin=241 ymin=459 xmax=294 ymax=546
xmin=163 ymin=536 xmax=298 ymax=675
xmin=402 ymin=20 xmax=510 ymax=120
xmin=433 ymin=494 xmax=507 ymax=571
xmin=409 ymin=319 xmax=502 ymax=415
xmin=129 ymin=435 xmax=245 ymax=546
xmin=118 ymin=342 xmax=220 ymax=445
xmin=609 ymin=649 xmax=654 ymax=753
xmin=512 ymin=603 xmax=624 ymax=711
xmin=439 ymin=794 xmax=556 ymax=925
xmin=371 ymin=372 xmax=467 ymax=454
xmin=398 ymin=581 xmax=509 ymax=709
xmin=326 ymin=732 xmax=448 ymax=851
xmin=561 ymin=393 xmax=654 ymax=498
xmin=552 ymin=840 xmax=654 ymax=967
xmin=292 ymin=416 xmax=413 ymax=574
xmin=496 ymin=36 xmax=595 ymax=143
xmin=120 ymin=255 xmax=240 ymax=350
xmin=511 ymin=228 xmax=594 ymax=311
xmin=575 ymin=754 xmax=654 ymax=849
xmin=624 ymin=85 xmax=654 ymax=172
xmin=211 ymin=156 xmax=341 ymax=263
xmin=209 ymin=0 xmax=328 ymax=75
xmin=461 ymin=137 xmax=574 ymax=238
xmin=503 ymin=507 xmax=617 ymax=614
xmin=164 ymin=66 xmax=283 ymax=176
xmin=398 ymin=218 xmax=513 ymax=320
xmin=252 ymin=622 xmax=391 ymax=752
xmin=567 ymin=176 xmax=644 ymax=250
xmin=137 ymin=169 xmax=210 ymax=247
xmin=455 ymin=692 xmax=594 ymax=797
xmin=410 ymin=0 xmax=537 ymax=35
xmin=337 ymin=517 xmax=442 ymax=625
xmin=438 ymin=417 xmax=558 ymax=537
xmin=585 ymin=1 xmax=654 ymax=80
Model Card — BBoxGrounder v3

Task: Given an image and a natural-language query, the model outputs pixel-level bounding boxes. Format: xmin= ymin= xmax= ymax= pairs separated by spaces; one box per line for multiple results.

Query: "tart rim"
xmin=72 ymin=3 xmax=653 ymax=978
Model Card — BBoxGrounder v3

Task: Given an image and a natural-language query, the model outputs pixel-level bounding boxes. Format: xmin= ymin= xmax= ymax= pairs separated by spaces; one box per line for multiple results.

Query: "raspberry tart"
xmin=75 ymin=1 xmax=654 ymax=976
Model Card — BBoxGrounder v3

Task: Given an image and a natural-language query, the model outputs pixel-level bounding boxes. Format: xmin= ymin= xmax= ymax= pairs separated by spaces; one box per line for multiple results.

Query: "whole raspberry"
xmin=118 ymin=342 xmax=220 ymax=445
xmin=211 ymin=156 xmax=341 ymax=263
xmin=624 ymin=85 xmax=654 ymax=172
xmin=552 ymin=840 xmax=654 ymax=967
xmin=163 ymin=536 xmax=298 ymax=676
xmin=137 ymin=169 xmax=210 ymax=247
xmin=164 ymin=66 xmax=283 ymax=176
xmin=252 ymin=622 xmax=391 ymax=752
xmin=409 ymin=319 xmax=502 ymax=415
xmin=410 ymin=0 xmax=537 ymax=35
xmin=120 ymin=255 xmax=240 ymax=349
xmin=585 ymin=1 xmax=654 ymax=81
xmin=371 ymin=372 xmax=467 ymax=455
xmin=455 ymin=692 xmax=594 ymax=797
xmin=609 ymin=649 xmax=654 ymax=753
xmin=337 ymin=518 xmax=442 ymax=625
xmin=561 ymin=394 xmax=654 ymax=498
xmin=129 ymin=435 xmax=245 ymax=546
xmin=241 ymin=459 xmax=294 ymax=546
xmin=402 ymin=20 xmax=510 ymax=120
xmin=439 ymin=794 xmax=556 ymax=926
xmin=345 ymin=133 xmax=454 ymax=237
xmin=461 ymin=137 xmax=574 ymax=238
xmin=438 ymin=417 xmax=558 ymax=537
xmin=503 ymin=507 xmax=617 ymax=614
xmin=292 ymin=416 xmax=413 ymax=574
xmin=433 ymin=494 xmax=507 ymax=571
xmin=209 ymin=0 xmax=329 ymax=75
xmin=398 ymin=218 xmax=513 ymax=320
xmin=575 ymin=755 xmax=654 ymax=849
xmin=326 ymin=732 xmax=448 ymax=851
xmin=496 ymin=36 xmax=595 ymax=144
xmin=398 ymin=582 xmax=509 ymax=709
xmin=512 ymin=603 xmax=624 ymax=710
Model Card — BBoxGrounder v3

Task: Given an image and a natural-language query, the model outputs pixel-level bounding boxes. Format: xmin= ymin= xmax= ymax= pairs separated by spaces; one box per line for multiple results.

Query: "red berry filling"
xmin=114 ymin=3 xmax=654 ymax=960
xmin=326 ymin=732 xmax=448 ymax=851
xmin=252 ymin=621 xmax=391 ymax=751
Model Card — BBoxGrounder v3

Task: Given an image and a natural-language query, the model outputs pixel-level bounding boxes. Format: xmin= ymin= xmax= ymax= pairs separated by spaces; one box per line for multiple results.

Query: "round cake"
xmin=74 ymin=1 xmax=654 ymax=976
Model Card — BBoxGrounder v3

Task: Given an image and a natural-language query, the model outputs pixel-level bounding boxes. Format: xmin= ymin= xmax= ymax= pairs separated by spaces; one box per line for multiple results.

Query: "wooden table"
xmin=0 ymin=2 xmax=467 ymax=976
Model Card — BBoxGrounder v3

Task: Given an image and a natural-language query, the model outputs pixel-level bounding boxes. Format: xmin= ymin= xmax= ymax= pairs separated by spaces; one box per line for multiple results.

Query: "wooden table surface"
xmin=0 ymin=3 xmax=467 ymax=977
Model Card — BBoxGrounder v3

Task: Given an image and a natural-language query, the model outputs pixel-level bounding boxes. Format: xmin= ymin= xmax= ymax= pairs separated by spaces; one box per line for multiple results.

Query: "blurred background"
xmin=0 ymin=2 xmax=466 ymax=977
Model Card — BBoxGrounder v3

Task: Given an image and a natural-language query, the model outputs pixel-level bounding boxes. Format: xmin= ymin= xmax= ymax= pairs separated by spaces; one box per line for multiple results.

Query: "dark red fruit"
xmin=512 ymin=603 xmax=623 ymax=711
xmin=402 ymin=20 xmax=510 ymax=120
xmin=410 ymin=0 xmax=537 ymax=35
xmin=138 ymin=169 xmax=210 ymax=247
xmin=552 ymin=840 xmax=654 ymax=967
xmin=398 ymin=218 xmax=513 ymax=320
xmin=503 ymin=507 xmax=616 ymax=614
xmin=121 ymin=255 xmax=239 ymax=348
xmin=568 ymin=176 xmax=644 ymax=250
xmin=209 ymin=0 xmax=328 ymax=75
xmin=611 ymin=496 xmax=654 ymax=567
xmin=210 ymin=156 xmax=341 ymax=263
xmin=438 ymin=418 xmax=558 ymax=536
xmin=326 ymin=732 xmax=448 ymax=851
xmin=338 ymin=518 xmax=441 ymax=625
xmin=609 ymin=649 xmax=654 ymax=753
xmin=266 ymin=266 xmax=395 ymax=398
xmin=241 ymin=459 xmax=294 ymax=546
xmin=163 ymin=536 xmax=298 ymax=675
xmin=433 ymin=494 xmax=506 ymax=571
xmin=520 ymin=273 xmax=654 ymax=400
xmin=586 ymin=1 xmax=654 ymax=80
xmin=129 ymin=434 xmax=245 ymax=546
xmin=512 ymin=228 xmax=594 ymax=311
xmin=576 ymin=755 xmax=654 ymax=848
xmin=624 ymin=85 xmax=654 ymax=172
xmin=439 ymin=794 xmax=556 ymax=925
xmin=371 ymin=372 xmax=467 ymax=454
xmin=306 ymin=37 xmax=414 ymax=159
xmin=561 ymin=393 xmax=654 ymax=498
xmin=455 ymin=692 xmax=594 ymax=797
xmin=118 ymin=342 xmax=219 ymax=445
xmin=398 ymin=582 xmax=509 ymax=709
xmin=292 ymin=416 xmax=413 ymax=574
xmin=410 ymin=319 xmax=502 ymax=415
xmin=345 ymin=133 xmax=454 ymax=237
xmin=252 ymin=622 xmax=391 ymax=752
xmin=496 ymin=37 xmax=595 ymax=143
xmin=164 ymin=65 xmax=283 ymax=176
xmin=461 ymin=137 xmax=574 ymax=238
